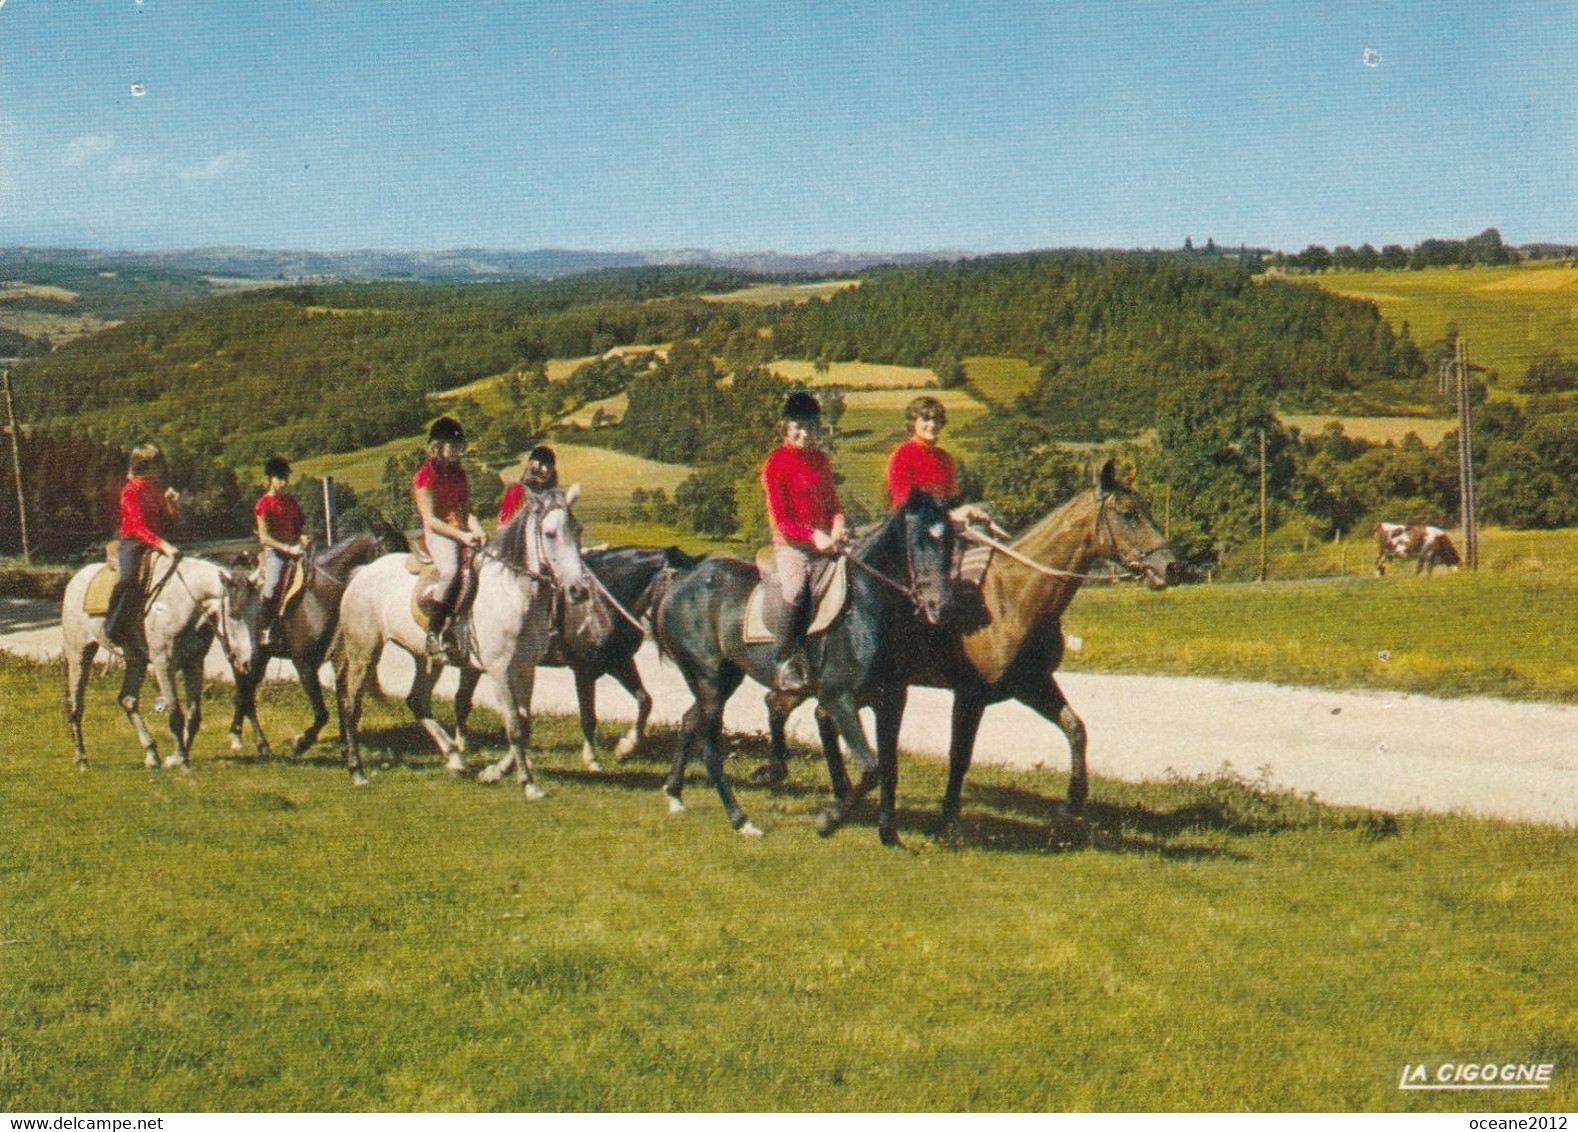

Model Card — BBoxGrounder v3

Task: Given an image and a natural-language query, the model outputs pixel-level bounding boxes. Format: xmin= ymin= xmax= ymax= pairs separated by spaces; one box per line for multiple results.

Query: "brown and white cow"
xmin=1372 ymin=522 xmax=1461 ymax=576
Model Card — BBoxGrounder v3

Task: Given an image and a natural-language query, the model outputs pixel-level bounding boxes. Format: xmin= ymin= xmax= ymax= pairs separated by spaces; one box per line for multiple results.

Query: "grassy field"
xmin=1 ymin=653 xmax=1572 ymax=1112
xmin=963 ymin=355 xmax=1040 ymax=405
xmin=295 ymin=435 xmax=426 ymax=497
xmin=767 ymin=358 xmax=940 ymax=389
xmin=1279 ymin=413 xmax=1456 ymax=446
xmin=702 ymin=280 xmax=860 ymax=305
xmin=1310 ymin=262 xmax=1578 ymax=387
xmin=1066 ymin=530 xmax=1578 ymax=702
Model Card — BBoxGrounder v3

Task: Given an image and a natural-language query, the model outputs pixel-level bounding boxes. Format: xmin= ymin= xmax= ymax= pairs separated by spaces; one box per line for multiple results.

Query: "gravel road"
xmin=5 ymin=595 xmax=1573 ymax=826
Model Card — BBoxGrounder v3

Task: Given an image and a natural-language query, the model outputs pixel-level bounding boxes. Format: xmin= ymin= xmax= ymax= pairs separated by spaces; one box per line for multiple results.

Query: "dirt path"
xmin=5 ymin=598 xmax=1573 ymax=827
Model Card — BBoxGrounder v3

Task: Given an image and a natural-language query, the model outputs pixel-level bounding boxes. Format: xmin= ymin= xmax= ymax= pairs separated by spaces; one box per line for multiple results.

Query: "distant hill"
xmin=0 ymin=244 xmax=964 ymax=284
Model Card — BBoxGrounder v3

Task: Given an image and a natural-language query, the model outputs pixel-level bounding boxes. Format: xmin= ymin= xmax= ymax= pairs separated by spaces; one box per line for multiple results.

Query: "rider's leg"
xmin=423 ymin=534 xmax=461 ymax=657
xmin=103 ymin=540 xmax=148 ymax=655
xmin=771 ymin=544 xmax=813 ymax=693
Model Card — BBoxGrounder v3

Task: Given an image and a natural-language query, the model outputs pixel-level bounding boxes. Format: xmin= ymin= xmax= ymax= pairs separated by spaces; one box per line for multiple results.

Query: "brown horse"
xmin=775 ymin=459 xmax=1180 ymax=845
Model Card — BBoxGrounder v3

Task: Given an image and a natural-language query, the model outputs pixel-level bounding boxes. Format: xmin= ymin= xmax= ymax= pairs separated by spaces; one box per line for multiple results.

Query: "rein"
xmin=587 ymin=570 xmax=648 ymax=634
xmin=960 ymin=490 xmax=1150 ymax=584
xmin=158 ymin=554 xmax=249 ymax=664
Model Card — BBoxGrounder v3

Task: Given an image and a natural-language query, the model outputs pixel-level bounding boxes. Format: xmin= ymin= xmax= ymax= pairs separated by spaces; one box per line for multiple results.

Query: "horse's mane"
xmin=490 ymin=488 xmax=571 ymax=567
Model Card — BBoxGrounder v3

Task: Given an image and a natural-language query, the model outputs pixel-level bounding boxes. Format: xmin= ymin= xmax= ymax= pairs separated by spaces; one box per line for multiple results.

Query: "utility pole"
xmin=2 ymin=366 xmax=30 ymax=564
xmin=1455 ymin=338 xmax=1479 ymax=570
xmin=1257 ymin=429 xmax=1268 ymax=582
xmin=322 ymin=475 xmax=336 ymax=546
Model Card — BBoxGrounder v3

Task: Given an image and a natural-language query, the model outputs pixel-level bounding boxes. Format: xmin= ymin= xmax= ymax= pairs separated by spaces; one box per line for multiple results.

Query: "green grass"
xmin=963 ymin=355 xmax=1040 ymax=405
xmin=767 ymin=358 xmax=941 ymax=389
xmin=1309 ymin=262 xmax=1578 ymax=387
xmin=1279 ymin=413 xmax=1456 ymax=446
xmin=703 ymin=281 xmax=860 ymax=305
xmin=1066 ymin=563 xmax=1578 ymax=703
xmin=1 ymin=654 xmax=1572 ymax=1111
xmin=294 ymin=434 xmax=426 ymax=497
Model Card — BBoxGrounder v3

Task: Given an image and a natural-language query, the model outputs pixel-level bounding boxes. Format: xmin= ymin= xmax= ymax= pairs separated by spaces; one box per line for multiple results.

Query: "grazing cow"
xmin=1372 ymin=522 xmax=1460 ymax=575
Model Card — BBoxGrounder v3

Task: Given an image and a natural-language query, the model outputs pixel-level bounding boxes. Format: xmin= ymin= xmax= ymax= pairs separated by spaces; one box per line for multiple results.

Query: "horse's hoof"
xmin=289 ymin=736 xmax=311 ymax=758
xmin=665 ymin=792 xmax=686 ymax=815
xmin=229 ymin=734 xmax=244 ymax=753
xmin=163 ymin=755 xmax=188 ymax=772
xmin=523 ymin=783 xmax=546 ymax=801
xmin=737 ymin=821 xmax=765 ymax=838
xmin=815 ymin=808 xmax=843 ymax=837
xmin=613 ymin=734 xmax=640 ymax=760
xmin=446 ymin=759 xmax=468 ymax=779
xmin=583 ymin=757 xmax=604 ymax=774
xmin=453 ymin=735 xmax=468 ymax=755
xmin=879 ymin=827 xmax=906 ymax=850
xmin=256 ymin=743 xmax=274 ymax=760
xmin=76 ymin=759 xmax=89 ymax=773
xmin=352 ymin=772 xmax=370 ymax=787
xmin=144 ymin=752 xmax=160 ymax=770
xmin=476 ymin=765 xmax=501 ymax=785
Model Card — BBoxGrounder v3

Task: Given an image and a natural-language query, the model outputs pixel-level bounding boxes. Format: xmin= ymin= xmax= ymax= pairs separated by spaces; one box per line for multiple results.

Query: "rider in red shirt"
xmin=885 ymin=395 xmax=990 ymax=523
xmin=103 ymin=443 xmax=181 ymax=654
xmin=254 ymin=455 xmax=311 ymax=647
xmin=414 ymin=417 xmax=485 ymax=656
xmin=499 ymin=445 xmax=559 ymax=526
xmin=761 ymin=392 xmax=846 ymax=692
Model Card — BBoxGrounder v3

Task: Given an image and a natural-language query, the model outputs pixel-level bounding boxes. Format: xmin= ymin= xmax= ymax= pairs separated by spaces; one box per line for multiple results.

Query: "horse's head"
xmin=536 ymin=483 xmax=592 ymax=605
xmin=216 ymin=563 xmax=263 ymax=676
xmin=1091 ymin=460 xmax=1181 ymax=590
xmin=893 ymin=489 xmax=956 ymax=624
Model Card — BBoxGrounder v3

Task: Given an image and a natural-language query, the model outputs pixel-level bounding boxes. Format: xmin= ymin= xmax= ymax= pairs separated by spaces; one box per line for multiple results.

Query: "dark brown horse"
xmin=777 ymin=459 xmax=1180 ymax=845
xmin=228 ymin=523 xmax=407 ymax=759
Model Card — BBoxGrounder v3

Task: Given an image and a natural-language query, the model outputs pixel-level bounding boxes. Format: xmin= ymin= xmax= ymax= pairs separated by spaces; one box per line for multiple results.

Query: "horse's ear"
xmin=1096 ymin=458 xmax=1118 ymax=494
xmin=565 ymin=482 xmax=582 ymax=507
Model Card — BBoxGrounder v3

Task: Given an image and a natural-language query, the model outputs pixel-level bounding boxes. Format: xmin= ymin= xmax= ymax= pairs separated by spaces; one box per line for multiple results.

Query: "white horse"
xmin=62 ymin=551 xmax=262 ymax=771
xmin=332 ymin=485 xmax=593 ymax=795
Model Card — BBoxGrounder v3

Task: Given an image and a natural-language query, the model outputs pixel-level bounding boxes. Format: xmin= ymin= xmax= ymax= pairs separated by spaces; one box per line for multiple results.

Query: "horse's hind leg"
xmin=333 ymin=637 xmax=379 ymax=786
xmin=151 ymin=654 xmax=190 ymax=771
xmin=573 ymin=667 xmax=603 ymax=772
xmin=609 ymin=655 xmax=650 ymax=761
xmin=696 ymin=667 xmax=757 ymax=835
xmin=176 ymin=656 xmax=205 ymax=766
xmin=872 ymin=683 xmax=908 ymax=848
xmin=65 ymin=641 xmax=98 ymax=771
xmin=937 ymin=694 xmax=986 ymax=838
xmin=1020 ymin=675 xmax=1093 ymax=841
xmin=497 ymin=665 xmax=544 ymax=800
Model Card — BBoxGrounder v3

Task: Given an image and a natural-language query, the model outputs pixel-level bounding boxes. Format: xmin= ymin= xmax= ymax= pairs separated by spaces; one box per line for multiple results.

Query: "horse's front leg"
xmin=405 ymin=656 xmax=465 ymax=775
xmin=452 ymin=664 xmax=483 ymax=757
xmin=176 ymin=656 xmax=205 ymax=764
xmin=937 ymin=693 xmax=986 ymax=839
xmin=66 ymin=639 xmax=99 ymax=771
xmin=290 ymin=652 xmax=330 ymax=757
xmin=230 ymin=665 xmax=274 ymax=758
xmin=609 ymin=654 xmax=651 ymax=762
xmin=116 ymin=647 xmax=160 ymax=768
xmin=872 ymin=682 xmax=908 ymax=848
xmin=149 ymin=651 xmax=189 ymax=771
xmin=814 ymin=694 xmax=879 ymax=837
xmin=499 ymin=664 xmax=544 ymax=800
xmin=749 ymin=689 xmax=803 ymax=786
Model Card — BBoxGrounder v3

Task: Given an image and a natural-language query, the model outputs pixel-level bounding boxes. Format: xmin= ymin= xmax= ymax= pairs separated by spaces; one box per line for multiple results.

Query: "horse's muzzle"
xmin=1140 ymin=551 xmax=1183 ymax=590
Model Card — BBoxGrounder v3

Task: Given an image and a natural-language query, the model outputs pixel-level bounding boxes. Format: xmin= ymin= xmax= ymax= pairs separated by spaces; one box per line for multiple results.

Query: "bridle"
xmin=841 ymin=507 xmax=948 ymax=618
xmin=157 ymin=553 xmax=254 ymax=668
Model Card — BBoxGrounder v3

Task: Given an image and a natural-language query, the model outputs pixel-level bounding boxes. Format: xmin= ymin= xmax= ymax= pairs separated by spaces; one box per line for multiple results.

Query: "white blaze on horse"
xmin=331 ymin=485 xmax=595 ymax=795
xmin=62 ymin=551 xmax=261 ymax=771
xmin=1372 ymin=522 xmax=1462 ymax=575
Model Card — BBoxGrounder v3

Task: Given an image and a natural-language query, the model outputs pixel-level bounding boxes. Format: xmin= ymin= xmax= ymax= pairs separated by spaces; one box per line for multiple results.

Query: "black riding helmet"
xmin=429 ymin=416 xmax=465 ymax=444
xmin=263 ymin=455 xmax=292 ymax=480
xmin=783 ymin=391 xmax=821 ymax=423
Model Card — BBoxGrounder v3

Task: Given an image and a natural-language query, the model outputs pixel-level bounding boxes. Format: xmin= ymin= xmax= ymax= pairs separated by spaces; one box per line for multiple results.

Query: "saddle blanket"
xmin=742 ymin=552 xmax=848 ymax=645
xmin=82 ymin=545 xmax=157 ymax=616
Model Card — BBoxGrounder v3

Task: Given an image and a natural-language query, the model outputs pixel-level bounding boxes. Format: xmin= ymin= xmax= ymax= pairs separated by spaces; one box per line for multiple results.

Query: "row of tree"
xmin=1275 ymin=228 xmax=1519 ymax=273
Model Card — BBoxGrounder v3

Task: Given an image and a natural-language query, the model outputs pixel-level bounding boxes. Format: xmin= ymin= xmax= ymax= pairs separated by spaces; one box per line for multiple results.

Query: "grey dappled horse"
xmin=332 ymin=485 xmax=593 ymax=794
xmin=62 ymin=552 xmax=261 ymax=771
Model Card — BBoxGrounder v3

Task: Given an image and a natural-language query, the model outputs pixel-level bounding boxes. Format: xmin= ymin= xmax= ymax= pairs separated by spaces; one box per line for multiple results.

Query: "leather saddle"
xmin=742 ymin=550 xmax=848 ymax=645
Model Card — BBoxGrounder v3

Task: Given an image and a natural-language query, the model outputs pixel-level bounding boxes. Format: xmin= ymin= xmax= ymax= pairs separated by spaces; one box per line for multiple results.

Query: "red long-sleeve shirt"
xmin=255 ymin=492 xmax=304 ymax=543
xmin=886 ymin=437 xmax=958 ymax=510
xmin=118 ymin=477 xmax=174 ymax=549
xmin=413 ymin=459 xmax=470 ymax=525
xmin=762 ymin=445 xmax=841 ymax=547
xmin=498 ymin=483 xmax=526 ymax=526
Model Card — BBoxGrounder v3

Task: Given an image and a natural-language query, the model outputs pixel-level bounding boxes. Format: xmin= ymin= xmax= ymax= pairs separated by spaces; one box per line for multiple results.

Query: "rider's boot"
xmin=425 ymin=605 xmax=451 ymax=658
xmin=771 ymin=593 xmax=811 ymax=694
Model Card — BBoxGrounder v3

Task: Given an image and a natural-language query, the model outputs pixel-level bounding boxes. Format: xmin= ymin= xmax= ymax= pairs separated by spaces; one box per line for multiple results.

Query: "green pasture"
xmin=701 ymin=280 xmax=860 ymax=305
xmin=1065 ymin=550 xmax=1578 ymax=703
xmin=295 ymin=434 xmax=426 ymax=497
xmin=1311 ymin=262 xmax=1578 ymax=387
xmin=1 ymin=654 xmax=1571 ymax=1112
xmin=767 ymin=358 xmax=940 ymax=389
xmin=963 ymin=355 xmax=1040 ymax=405
xmin=1278 ymin=413 xmax=1455 ymax=447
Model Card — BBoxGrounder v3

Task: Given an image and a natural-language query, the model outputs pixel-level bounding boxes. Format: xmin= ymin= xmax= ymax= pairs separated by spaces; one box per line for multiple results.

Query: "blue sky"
xmin=0 ymin=1 xmax=1573 ymax=254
